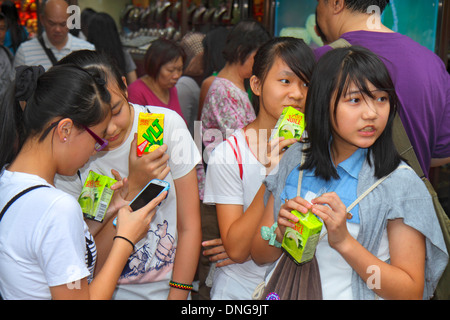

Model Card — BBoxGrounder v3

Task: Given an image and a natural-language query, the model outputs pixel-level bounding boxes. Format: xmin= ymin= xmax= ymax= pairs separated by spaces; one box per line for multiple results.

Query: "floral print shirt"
xmin=198 ymin=77 xmax=256 ymax=199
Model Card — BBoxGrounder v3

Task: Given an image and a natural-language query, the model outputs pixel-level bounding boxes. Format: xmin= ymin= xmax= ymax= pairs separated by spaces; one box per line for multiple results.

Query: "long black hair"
xmin=202 ymin=26 xmax=229 ymax=80
xmin=87 ymin=12 xmax=127 ymax=77
xmin=0 ymin=63 xmax=111 ymax=169
xmin=301 ymin=45 xmax=401 ymax=181
xmin=251 ymin=37 xmax=315 ymax=115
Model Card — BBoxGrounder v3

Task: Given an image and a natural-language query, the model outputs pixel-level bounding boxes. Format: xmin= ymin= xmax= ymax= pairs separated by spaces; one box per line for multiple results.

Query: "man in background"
xmin=314 ymin=0 xmax=450 ymax=178
xmin=14 ymin=0 xmax=94 ymax=70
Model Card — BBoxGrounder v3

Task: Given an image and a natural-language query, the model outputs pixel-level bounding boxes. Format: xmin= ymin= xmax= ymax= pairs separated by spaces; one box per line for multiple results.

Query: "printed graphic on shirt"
xmin=118 ymin=220 xmax=176 ymax=284
xmin=85 ymin=234 xmax=97 ymax=284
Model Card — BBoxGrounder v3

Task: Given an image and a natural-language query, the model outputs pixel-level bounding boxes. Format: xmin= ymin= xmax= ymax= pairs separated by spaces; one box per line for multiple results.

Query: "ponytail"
xmin=0 ymin=65 xmax=44 ymax=169
xmin=0 ymin=64 xmax=111 ymax=169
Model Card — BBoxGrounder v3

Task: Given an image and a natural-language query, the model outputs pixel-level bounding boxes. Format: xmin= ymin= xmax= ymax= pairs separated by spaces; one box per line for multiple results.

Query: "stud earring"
xmin=64 ymin=137 xmax=67 ymax=142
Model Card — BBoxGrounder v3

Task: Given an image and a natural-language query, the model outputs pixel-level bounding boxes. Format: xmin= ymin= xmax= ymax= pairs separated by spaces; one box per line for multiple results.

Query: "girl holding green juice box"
xmin=0 ymin=64 xmax=165 ymax=300
xmin=250 ymin=46 xmax=448 ymax=300
xmin=202 ymin=37 xmax=316 ymax=299
xmin=54 ymin=50 xmax=202 ymax=300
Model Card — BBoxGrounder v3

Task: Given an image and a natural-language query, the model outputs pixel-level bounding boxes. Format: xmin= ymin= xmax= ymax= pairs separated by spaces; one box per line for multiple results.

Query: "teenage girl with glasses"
xmin=0 ymin=64 xmax=165 ymax=300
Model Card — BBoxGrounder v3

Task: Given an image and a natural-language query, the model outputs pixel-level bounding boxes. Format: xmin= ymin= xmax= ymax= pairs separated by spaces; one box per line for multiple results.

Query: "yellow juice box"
xmin=78 ymin=171 xmax=117 ymax=222
xmin=282 ymin=210 xmax=323 ymax=265
xmin=137 ymin=113 xmax=164 ymax=157
xmin=270 ymin=106 xmax=306 ymax=142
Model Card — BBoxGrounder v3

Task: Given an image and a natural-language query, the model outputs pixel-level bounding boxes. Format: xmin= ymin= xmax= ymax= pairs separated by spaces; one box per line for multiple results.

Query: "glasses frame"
xmin=81 ymin=125 xmax=108 ymax=152
xmin=45 ymin=120 xmax=108 ymax=152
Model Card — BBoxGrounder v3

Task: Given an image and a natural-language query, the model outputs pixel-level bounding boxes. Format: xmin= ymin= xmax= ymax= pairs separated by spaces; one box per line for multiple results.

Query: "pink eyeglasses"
xmin=45 ymin=120 xmax=108 ymax=152
xmin=81 ymin=125 xmax=108 ymax=152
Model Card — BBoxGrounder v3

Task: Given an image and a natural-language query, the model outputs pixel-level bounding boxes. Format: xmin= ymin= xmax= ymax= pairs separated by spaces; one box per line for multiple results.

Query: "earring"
xmin=64 ymin=137 xmax=67 ymax=142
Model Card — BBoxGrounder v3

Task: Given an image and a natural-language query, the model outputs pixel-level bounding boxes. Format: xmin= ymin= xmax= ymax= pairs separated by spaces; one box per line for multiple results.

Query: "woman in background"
xmin=198 ymin=26 xmax=229 ymax=119
xmin=176 ymin=31 xmax=205 ymax=137
xmin=87 ymin=12 xmax=137 ymax=84
xmin=127 ymin=38 xmax=186 ymax=120
xmin=197 ymin=19 xmax=270 ymax=299
xmin=1 ymin=0 xmax=28 ymax=55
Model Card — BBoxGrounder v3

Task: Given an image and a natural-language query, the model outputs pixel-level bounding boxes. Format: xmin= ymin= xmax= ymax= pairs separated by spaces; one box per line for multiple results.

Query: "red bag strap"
xmin=226 ymin=135 xmax=243 ymax=180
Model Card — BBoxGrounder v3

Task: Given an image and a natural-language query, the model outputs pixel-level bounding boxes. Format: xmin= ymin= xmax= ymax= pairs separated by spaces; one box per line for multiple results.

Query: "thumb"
xmin=136 ymin=190 xmax=168 ymax=220
xmin=129 ymin=133 xmax=138 ymax=159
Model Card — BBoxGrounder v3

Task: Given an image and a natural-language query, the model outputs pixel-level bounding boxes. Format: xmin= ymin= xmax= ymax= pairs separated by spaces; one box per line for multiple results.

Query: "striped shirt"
xmin=14 ymin=32 xmax=95 ymax=71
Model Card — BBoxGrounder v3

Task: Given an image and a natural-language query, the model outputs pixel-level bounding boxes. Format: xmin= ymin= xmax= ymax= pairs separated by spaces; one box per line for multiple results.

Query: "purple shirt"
xmin=315 ymin=31 xmax=450 ymax=177
xmin=128 ymin=78 xmax=185 ymax=120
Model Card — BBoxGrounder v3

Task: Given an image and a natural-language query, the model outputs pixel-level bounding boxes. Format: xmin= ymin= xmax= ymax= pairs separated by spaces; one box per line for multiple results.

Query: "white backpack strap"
xmin=297 ymin=152 xmax=307 ymax=197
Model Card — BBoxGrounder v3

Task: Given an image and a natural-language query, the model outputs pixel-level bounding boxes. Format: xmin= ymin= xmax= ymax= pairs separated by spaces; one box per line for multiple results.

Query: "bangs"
xmin=280 ymin=43 xmax=314 ymax=85
xmin=332 ymin=50 xmax=397 ymax=117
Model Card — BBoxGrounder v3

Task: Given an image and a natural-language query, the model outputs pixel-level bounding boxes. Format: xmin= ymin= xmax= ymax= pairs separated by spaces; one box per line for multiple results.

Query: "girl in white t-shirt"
xmin=54 ymin=50 xmax=202 ymax=300
xmin=0 ymin=64 xmax=164 ymax=300
xmin=203 ymin=37 xmax=316 ymax=299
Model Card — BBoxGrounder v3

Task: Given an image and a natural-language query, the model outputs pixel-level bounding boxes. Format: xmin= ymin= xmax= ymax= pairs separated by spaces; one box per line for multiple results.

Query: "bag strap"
xmin=297 ymin=152 xmax=306 ymax=197
xmin=392 ymin=114 xmax=425 ymax=178
xmin=226 ymin=135 xmax=243 ymax=180
xmin=0 ymin=185 xmax=50 ymax=223
xmin=37 ymin=35 xmax=58 ymax=66
xmin=296 ymin=147 xmax=410 ymax=211
xmin=346 ymin=165 xmax=410 ymax=211
xmin=328 ymin=38 xmax=352 ymax=49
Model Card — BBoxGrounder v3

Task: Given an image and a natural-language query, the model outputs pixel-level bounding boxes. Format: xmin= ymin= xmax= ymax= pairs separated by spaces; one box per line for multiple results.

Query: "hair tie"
xmin=93 ymin=75 xmax=106 ymax=87
xmin=15 ymin=65 xmax=45 ymax=103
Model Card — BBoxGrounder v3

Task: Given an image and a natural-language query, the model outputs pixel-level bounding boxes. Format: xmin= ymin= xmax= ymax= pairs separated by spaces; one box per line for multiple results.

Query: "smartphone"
xmin=129 ymin=179 xmax=170 ymax=211
xmin=113 ymin=179 xmax=170 ymax=226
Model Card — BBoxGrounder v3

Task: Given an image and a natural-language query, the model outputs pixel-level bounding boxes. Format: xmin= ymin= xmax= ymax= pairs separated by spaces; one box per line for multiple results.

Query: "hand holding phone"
xmin=129 ymin=179 xmax=170 ymax=211
xmin=113 ymin=179 xmax=170 ymax=226
xmin=114 ymin=187 xmax=169 ymax=245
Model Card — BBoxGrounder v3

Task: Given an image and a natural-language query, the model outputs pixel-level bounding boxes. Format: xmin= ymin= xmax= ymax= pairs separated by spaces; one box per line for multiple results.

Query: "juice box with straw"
xmin=270 ymin=106 xmax=306 ymax=143
xmin=282 ymin=209 xmax=323 ymax=265
xmin=78 ymin=171 xmax=117 ymax=222
xmin=137 ymin=113 xmax=164 ymax=157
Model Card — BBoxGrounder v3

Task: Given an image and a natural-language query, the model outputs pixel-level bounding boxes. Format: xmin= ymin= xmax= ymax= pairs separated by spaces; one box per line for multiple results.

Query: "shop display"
xmin=13 ymin=0 xmax=38 ymax=38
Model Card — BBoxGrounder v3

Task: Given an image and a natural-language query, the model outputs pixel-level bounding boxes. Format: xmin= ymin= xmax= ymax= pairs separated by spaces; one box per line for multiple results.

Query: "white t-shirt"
xmin=55 ymin=104 xmax=201 ymax=299
xmin=203 ymin=129 xmax=269 ymax=300
xmin=0 ymin=170 xmax=93 ymax=300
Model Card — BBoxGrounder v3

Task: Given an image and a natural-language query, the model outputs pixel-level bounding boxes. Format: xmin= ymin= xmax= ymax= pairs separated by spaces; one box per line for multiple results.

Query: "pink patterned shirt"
xmin=198 ymin=77 xmax=256 ymax=199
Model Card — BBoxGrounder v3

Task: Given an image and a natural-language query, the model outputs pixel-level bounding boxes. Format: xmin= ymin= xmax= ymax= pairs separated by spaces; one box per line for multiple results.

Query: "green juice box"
xmin=270 ymin=106 xmax=306 ymax=142
xmin=78 ymin=171 xmax=117 ymax=222
xmin=282 ymin=209 xmax=323 ymax=265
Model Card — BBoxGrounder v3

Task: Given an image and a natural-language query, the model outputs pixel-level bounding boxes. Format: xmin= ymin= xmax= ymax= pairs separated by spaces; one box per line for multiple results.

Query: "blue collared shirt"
xmin=280 ymin=148 xmax=368 ymax=224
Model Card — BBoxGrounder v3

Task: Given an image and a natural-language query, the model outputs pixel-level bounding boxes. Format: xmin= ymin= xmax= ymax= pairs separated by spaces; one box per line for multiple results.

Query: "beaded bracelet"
xmin=169 ymin=280 xmax=193 ymax=291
